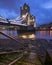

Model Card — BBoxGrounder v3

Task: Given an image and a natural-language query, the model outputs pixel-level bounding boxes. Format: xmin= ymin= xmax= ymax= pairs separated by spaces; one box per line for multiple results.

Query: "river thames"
xmin=0 ymin=30 xmax=52 ymax=40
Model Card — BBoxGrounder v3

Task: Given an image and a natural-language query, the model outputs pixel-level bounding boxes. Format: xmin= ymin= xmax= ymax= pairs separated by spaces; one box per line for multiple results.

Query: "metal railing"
xmin=0 ymin=32 xmax=23 ymax=44
xmin=0 ymin=31 xmax=25 ymax=53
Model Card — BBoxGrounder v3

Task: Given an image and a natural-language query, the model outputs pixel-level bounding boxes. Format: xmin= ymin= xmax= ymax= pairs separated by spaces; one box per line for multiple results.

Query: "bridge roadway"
xmin=0 ymin=21 xmax=52 ymax=31
xmin=0 ymin=21 xmax=27 ymax=27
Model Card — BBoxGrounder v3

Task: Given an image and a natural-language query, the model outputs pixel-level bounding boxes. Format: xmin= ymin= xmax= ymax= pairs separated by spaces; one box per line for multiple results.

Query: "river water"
xmin=0 ymin=30 xmax=52 ymax=40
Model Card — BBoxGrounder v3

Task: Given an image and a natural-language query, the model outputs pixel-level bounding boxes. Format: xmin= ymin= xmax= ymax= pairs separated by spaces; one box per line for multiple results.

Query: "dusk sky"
xmin=0 ymin=0 xmax=52 ymax=25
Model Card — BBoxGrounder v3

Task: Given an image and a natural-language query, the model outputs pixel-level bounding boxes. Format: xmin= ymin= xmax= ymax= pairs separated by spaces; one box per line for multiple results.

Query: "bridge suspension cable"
xmin=0 ymin=13 xmax=28 ymax=23
xmin=0 ymin=16 xmax=6 ymax=20
xmin=12 ymin=13 xmax=28 ymax=22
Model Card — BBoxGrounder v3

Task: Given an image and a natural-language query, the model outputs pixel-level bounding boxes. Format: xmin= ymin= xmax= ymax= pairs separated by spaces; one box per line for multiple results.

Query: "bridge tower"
xmin=20 ymin=3 xmax=36 ymax=27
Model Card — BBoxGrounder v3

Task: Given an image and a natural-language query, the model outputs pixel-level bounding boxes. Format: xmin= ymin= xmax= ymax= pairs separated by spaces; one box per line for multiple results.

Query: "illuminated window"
xmin=25 ymin=7 xmax=27 ymax=9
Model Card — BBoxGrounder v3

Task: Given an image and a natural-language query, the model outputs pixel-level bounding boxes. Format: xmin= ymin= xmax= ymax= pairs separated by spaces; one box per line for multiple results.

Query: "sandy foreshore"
xmin=0 ymin=38 xmax=52 ymax=64
xmin=0 ymin=38 xmax=52 ymax=50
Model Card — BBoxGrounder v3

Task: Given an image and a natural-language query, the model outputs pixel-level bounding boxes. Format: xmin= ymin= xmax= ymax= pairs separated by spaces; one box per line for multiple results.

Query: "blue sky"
xmin=0 ymin=0 xmax=52 ymax=25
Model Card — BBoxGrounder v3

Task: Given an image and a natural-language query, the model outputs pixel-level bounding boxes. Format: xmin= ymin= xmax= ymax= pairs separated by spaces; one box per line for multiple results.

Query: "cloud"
xmin=0 ymin=0 xmax=52 ymax=25
xmin=0 ymin=0 xmax=23 ymax=9
xmin=0 ymin=9 xmax=18 ymax=19
xmin=0 ymin=0 xmax=24 ymax=18
xmin=42 ymin=0 xmax=52 ymax=9
xmin=23 ymin=0 xmax=52 ymax=25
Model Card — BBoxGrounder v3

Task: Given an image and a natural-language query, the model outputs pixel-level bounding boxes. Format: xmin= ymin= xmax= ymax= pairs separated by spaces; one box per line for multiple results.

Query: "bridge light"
xmin=2 ymin=27 xmax=6 ymax=30
xmin=21 ymin=35 xmax=27 ymax=38
xmin=33 ymin=19 xmax=35 ymax=22
xmin=22 ymin=15 xmax=26 ymax=18
xmin=25 ymin=7 xmax=27 ymax=9
xmin=22 ymin=13 xmax=28 ymax=18
xmin=29 ymin=34 xmax=36 ymax=39
xmin=51 ymin=27 xmax=52 ymax=29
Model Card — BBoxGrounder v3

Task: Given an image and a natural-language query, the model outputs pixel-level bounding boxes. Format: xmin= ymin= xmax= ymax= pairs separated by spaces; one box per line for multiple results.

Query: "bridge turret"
xmin=20 ymin=3 xmax=36 ymax=27
xmin=20 ymin=3 xmax=30 ymax=17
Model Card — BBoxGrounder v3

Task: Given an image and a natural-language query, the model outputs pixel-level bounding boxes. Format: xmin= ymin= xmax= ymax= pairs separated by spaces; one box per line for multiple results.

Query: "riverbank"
xmin=0 ymin=38 xmax=52 ymax=46
xmin=0 ymin=38 xmax=52 ymax=65
xmin=0 ymin=38 xmax=52 ymax=52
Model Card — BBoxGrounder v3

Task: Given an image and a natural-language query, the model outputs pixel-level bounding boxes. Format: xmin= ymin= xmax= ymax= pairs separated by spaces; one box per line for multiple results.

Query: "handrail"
xmin=0 ymin=32 xmax=23 ymax=45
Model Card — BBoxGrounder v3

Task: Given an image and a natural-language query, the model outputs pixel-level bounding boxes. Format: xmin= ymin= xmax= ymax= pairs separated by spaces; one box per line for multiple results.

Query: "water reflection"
xmin=0 ymin=30 xmax=52 ymax=39
xmin=36 ymin=31 xmax=52 ymax=39
xmin=0 ymin=30 xmax=18 ymax=39
xmin=19 ymin=33 xmax=36 ymax=39
xmin=50 ymin=30 xmax=52 ymax=37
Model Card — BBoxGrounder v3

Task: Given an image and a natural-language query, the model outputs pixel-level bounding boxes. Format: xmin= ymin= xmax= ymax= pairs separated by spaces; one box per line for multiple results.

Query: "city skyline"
xmin=0 ymin=0 xmax=52 ymax=25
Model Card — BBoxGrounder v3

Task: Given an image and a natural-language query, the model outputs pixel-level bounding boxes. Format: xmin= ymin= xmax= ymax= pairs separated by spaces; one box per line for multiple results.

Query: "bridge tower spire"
xmin=20 ymin=3 xmax=36 ymax=27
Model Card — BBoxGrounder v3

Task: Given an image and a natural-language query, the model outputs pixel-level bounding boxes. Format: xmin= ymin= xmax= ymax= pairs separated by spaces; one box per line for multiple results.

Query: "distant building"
xmin=20 ymin=3 xmax=36 ymax=27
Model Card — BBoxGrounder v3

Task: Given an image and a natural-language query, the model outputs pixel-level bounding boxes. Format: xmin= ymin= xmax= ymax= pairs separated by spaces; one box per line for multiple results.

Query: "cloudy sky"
xmin=0 ymin=0 xmax=52 ymax=25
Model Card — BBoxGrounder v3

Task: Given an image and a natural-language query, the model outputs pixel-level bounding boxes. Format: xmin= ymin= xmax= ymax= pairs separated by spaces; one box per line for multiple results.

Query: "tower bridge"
xmin=0 ymin=14 xmax=52 ymax=31
xmin=0 ymin=3 xmax=36 ymax=30
xmin=0 ymin=3 xmax=52 ymax=31
xmin=0 ymin=13 xmax=28 ymax=27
